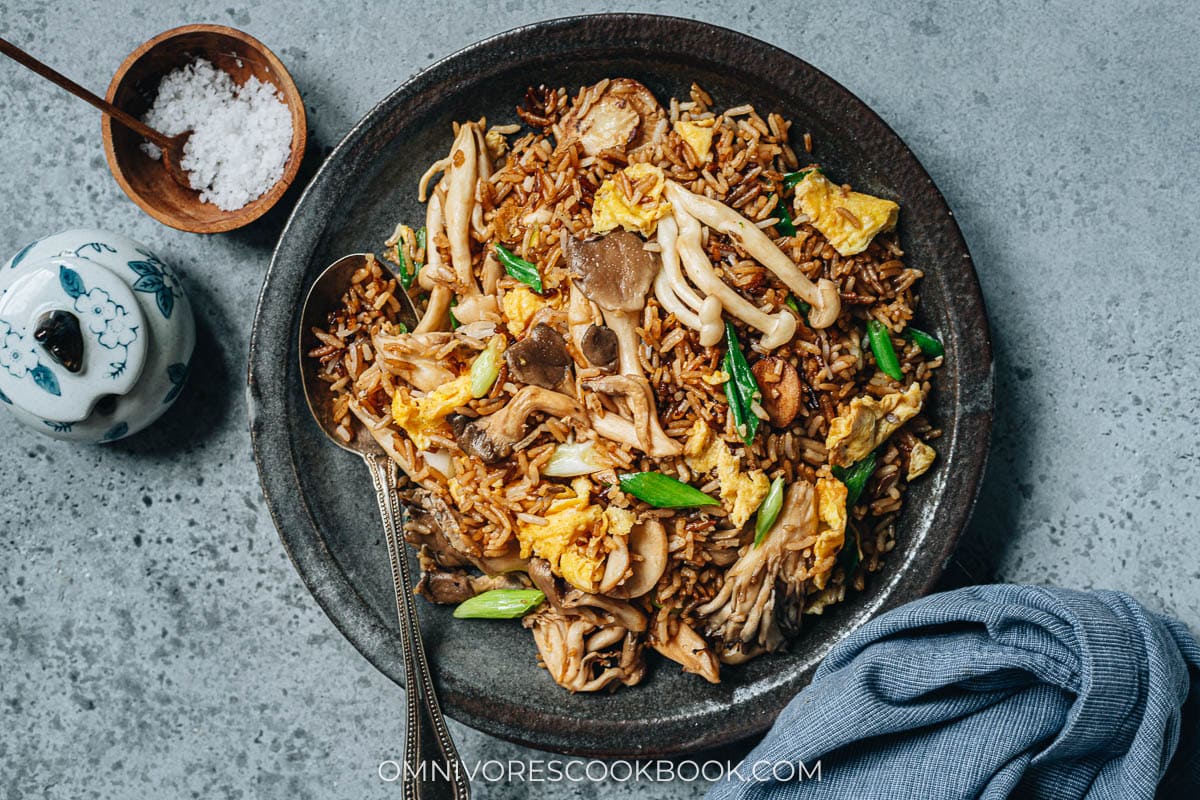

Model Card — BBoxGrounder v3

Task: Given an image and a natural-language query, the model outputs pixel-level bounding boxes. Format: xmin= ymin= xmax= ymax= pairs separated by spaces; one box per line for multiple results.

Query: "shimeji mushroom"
xmin=581 ymin=374 xmax=683 ymax=457
xmin=415 ymin=122 xmax=499 ymax=332
xmin=652 ymin=216 xmax=727 ymax=347
xmin=669 ymin=197 xmax=798 ymax=350
xmin=564 ymin=229 xmax=660 ymax=378
xmin=664 ymin=180 xmax=842 ymax=329
xmin=451 ymin=385 xmax=586 ymax=463
xmin=650 ymin=612 xmax=720 ymax=683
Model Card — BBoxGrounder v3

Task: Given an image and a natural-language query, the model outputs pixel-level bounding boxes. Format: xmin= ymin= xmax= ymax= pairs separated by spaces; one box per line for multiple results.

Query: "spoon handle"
xmin=0 ymin=37 xmax=175 ymax=150
xmin=365 ymin=454 xmax=471 ymax=800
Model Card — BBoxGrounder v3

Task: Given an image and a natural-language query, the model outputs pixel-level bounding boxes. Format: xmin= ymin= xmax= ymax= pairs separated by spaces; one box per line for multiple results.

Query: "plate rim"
xmin=248 ymin=12 xmax=994 ymax=757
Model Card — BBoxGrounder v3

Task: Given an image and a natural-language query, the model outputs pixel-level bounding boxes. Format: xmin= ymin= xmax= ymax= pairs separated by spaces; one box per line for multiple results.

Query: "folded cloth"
xmin=708 ymin=586 xmax=1200 ymax=800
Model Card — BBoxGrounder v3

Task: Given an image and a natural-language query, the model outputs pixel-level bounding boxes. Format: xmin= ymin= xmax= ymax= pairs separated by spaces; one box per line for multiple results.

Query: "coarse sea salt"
xmin=140 ymin=59 xmax=293 ymax=211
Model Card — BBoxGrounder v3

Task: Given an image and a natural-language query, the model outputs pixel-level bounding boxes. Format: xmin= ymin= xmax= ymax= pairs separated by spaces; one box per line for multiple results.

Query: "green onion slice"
xmin=831 ymin=451 xmax=877 ymax=509
xmin=469 ymin=339 xmax=503 ymax=398
xmin=495 ymin=244 xmax=543 ymax=292
xmin=722 ymin=321 xmax=761 ymax=444
xmin=774 ymin=198 xmax=796 ymax=236
xmin=904 ymin=327 xmax=944 ymax=358
xmin=394 ymin=238 xmax=417 ymax=290
xmin=866 ymin=319 xmax=904 ymax=382
xmin=618 ymin=472 xmax=719 ymax=508
xmin=753 ymin=476 xmax=786 ymax=547
xmin=453 ymin=589 xmax=546 ymax=619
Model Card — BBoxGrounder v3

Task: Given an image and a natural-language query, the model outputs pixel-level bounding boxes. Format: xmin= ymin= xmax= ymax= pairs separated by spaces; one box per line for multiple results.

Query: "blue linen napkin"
xmin=708 ymin=585 xmax=1200 ymax=799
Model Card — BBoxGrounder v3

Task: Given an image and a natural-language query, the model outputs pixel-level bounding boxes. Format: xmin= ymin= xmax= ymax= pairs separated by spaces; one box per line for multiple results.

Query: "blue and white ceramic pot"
xmin=0 ymin=229 xmax=195 ymax=442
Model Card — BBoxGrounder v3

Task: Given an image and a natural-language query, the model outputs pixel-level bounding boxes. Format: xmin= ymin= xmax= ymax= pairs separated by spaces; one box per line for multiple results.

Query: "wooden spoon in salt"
xmin=0 ymin=38 xmax=194 ymax=189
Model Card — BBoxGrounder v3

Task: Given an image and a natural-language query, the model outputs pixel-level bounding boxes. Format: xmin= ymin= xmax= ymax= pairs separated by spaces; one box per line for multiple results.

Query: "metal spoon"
xmin=299 ymin=254 xmax=469 ymax=800
xmin=0 ymin=37 xmax=194 ymax=188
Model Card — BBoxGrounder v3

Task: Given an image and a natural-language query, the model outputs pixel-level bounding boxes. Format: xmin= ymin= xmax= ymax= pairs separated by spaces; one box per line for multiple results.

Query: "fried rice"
xmin=306 ymin=79 xmax=943 ymax=692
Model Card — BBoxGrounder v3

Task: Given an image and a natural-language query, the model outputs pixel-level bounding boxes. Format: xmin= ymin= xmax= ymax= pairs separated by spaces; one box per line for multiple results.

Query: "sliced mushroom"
xmin=670 ymin=198 xmax=797 ymax=350
xmin=557 ymin=78 xmax=668 ymax=156
xmin=695 ymin=482 xmax=816 ymax=664
xmin=664 ymin=180 xmax=841 ymax=329
xmin=567 ymin=280 xmax=604 ymax=364
xmin=751 ymin=357 xmax=802 ymax=428
xmin=505 ymin=324 xmax=573 ymax=389
xmin=609 ymin=519 xmax=668 ymax=598
xmin=579 ymin=324 xmax=619 ymax=370
xmin=651 ymin=613 xmax=720 ymax=684
xmin=581 ymin=374 xmax=682 ymax=457
xmin=564 ymin=230 xmax=660 ymax=377
xmin=452 ymin=385 xmax=585 ymax=463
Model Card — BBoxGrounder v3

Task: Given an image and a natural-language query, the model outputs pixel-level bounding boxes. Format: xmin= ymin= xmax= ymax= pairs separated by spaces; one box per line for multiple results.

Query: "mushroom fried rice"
xmin=307 ymin=79 xmax=944 ymax=692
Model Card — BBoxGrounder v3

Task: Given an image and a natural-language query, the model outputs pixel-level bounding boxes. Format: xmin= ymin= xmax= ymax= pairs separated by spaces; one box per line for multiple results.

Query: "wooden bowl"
xmin=101 ymin=24 xmax=306 ymax=234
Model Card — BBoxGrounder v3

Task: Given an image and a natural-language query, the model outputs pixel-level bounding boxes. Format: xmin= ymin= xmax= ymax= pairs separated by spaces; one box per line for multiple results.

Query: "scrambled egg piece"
xmin=826 ymin=384 xmax=924 ymax=467
xmin=812 ymin=476 xmax=848 ymax=589
xmin=501 ymin=285 xmax=549 ymax=337
xmin=907 ymin=440 xmax=936 ymax=480
xmin=391 ymin=374 xmax=473 ymax=449
xmin=604 ymin=506 xmax=637 ymax=539
xmin=794 ymin=171 xmax=899 ymax=256
xmin=515 ymin=478 xmax=607 ymax=592
xmin=674 ymin=119 xmax=715 ymax=162
xmin=591 ymin=163 xmax=672 ymax=236
xmin=684 ymin=421 xmax=770 ymax=529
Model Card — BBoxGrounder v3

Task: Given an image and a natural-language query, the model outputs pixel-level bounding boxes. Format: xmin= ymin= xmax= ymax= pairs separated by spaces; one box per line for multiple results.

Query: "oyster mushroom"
xmin=527 ymin=558 xmax=648 ymax=632
xmin=581 ymin=374 xmax=682 ymax=458
xmin=650 ymin=612 xmax=720 ymax=683
xmin=451 ymin=385 xmax=585 ymax=463
xmin=505 ymin=323 xmax=573 ymax=390
xmin=564 ymin=229 xmax=660 ymax=378
xmin=695 ymin=482 xmax=817 ymax=664
xmin=371 ymin=329 xmax=479 ymax=392
xmin=670 ymin=199 xmax=797 ymax=350
xmin=557 ymin=78 xmax=668 ymax=157
xmin=665 ymin=181 xmax=842 ymax=329
xmin=524 ymin=608 xmax=645 ymax=692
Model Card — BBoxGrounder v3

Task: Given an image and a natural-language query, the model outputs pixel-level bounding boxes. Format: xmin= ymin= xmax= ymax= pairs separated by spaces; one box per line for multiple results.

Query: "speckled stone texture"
xmin=1 ymin=1 xmax=1197 ymax=798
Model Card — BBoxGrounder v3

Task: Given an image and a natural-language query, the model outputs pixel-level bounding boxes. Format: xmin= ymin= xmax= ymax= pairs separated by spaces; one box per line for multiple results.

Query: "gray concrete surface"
xmin=2 ymin=1 xmax=1198 ymax=797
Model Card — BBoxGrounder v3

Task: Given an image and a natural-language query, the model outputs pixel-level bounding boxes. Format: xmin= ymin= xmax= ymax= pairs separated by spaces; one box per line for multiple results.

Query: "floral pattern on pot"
xmin=0 ymin=320 xmax=61 ymax=396
xmin=59 ymin=265 xmax=140 ymax=379
xmin=127 ymin=249 xmax=180 ymax=319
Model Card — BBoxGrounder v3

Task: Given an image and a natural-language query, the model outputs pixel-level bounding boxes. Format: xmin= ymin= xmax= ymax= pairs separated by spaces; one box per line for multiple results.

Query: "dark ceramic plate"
xmin=248 ymin=14 xmax=993 ymax=757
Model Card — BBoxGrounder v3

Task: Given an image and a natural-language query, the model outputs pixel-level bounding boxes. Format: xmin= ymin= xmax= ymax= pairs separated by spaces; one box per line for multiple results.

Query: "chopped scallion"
xmin=866 ymin=319 xmax=904 ymax=382
xmin=721 ymin=321 xmax=761 ymax=444
xmin=495 ymin=244 xmax=543 ymax=292
xmin=618 ymin=472 xmax=719 ymax=509
xmin=453 ymin=589 xmax=545 ymax=619
xmin=753 ymin=476 xmax=786 ymax=547
xmin=904 ymin=327 xmax=944 ymax=358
